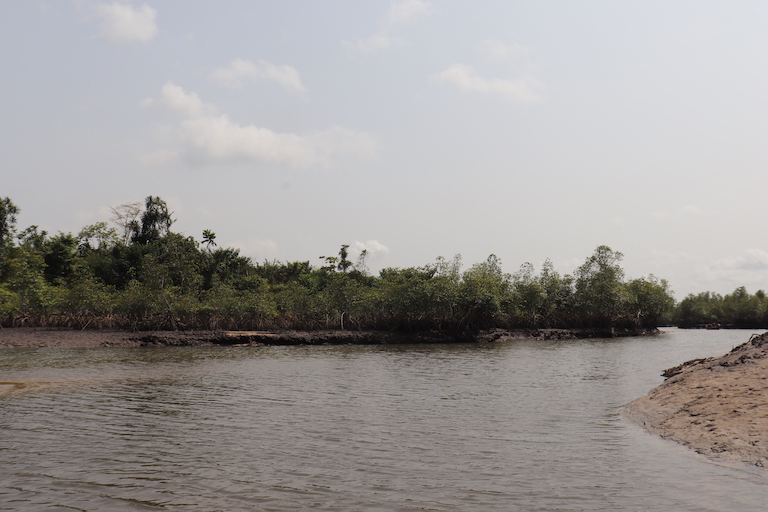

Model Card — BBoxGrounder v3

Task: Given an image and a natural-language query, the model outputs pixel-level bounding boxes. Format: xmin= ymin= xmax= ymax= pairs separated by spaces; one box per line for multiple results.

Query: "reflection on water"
xmin=0 ymin=329 xmax=766 ymax=511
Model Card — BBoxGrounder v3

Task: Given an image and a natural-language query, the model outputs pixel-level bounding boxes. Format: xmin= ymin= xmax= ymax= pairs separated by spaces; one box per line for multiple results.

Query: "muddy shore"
xmin=0 ymin=326 xmax=658 ymax=349
xmin=624 ymin=331 xmax=768 ymax=468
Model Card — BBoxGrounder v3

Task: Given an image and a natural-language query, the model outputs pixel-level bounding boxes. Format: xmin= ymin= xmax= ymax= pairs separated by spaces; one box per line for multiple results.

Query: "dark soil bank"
xmin=0 ymin=327 xmax=658 ymax=349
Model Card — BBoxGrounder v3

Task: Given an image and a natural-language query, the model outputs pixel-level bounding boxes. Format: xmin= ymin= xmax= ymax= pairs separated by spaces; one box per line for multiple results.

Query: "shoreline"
xmin=624 ymin=331 xmax=768 ymax=468
xmin=0 ymin=326 xmax=658 ymax=349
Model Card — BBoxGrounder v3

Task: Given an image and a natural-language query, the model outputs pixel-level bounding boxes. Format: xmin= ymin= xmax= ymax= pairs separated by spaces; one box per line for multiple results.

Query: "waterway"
xmin=1 ymin=328 xmax=767 ymax=511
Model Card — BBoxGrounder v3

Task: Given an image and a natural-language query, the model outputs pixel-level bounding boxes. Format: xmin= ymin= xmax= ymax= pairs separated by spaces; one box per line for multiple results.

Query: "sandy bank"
xmin=624 ymin=332 xmax=768 ymax=468
xmin=0 ymin=326 xmax=658 ymax=349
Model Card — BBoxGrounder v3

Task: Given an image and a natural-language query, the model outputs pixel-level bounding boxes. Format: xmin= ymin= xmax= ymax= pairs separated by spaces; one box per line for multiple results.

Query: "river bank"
xmin=624 ymin=331 xmax=768 ymax=468
xmin=0 ymin=326 xmax=658 ymax=348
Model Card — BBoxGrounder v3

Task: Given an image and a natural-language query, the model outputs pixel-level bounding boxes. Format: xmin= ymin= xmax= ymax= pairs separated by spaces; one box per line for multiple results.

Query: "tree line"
xmin=0 ymin=196 xmax=675 ymax=332
xmin=670 ymin=288 xmax=768 ymax=328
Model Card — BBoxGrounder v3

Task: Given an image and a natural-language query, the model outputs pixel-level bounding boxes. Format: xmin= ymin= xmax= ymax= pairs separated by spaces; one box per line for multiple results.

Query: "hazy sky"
xmin=4 ymin=1 xmax=768 ymax=298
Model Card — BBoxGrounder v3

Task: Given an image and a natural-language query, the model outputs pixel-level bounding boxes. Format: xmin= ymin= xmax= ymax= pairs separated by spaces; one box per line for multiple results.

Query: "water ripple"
xmin=1 ymin=332 xmax=767 ymax=511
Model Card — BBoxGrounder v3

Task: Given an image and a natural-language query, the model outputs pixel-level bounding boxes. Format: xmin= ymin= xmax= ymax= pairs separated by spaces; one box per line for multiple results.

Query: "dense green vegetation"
xmin=670 ymin=288 xmax=768 ymax=328
xmin=0 ymin=196 xmax=675 ymax=332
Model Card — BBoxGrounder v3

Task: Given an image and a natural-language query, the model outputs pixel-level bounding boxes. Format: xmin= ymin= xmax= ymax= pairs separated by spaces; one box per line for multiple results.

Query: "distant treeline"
xmin=670 ymin=288 xmax=768 ymax=329
xmin=0 ymin=196 xmax=675 ymax=332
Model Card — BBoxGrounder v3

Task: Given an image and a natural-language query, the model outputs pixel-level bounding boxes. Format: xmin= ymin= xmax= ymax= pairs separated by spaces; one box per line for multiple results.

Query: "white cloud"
xmin=210 ymin=58 xmax=306 ymax=93
xmin=713 ymin=249 xmax=768 ymax=272
xmin=479 ymin=39 xmax=532 ymax=61
xmin=656 ymin=249 xmax=768 ymax=294
xmin=177 ymin=116 xmax=375 ymax=168
xmin=349 ymin=240 xmax=390 ymax=260
xmin=160 ymin=82 xmax=216 ymax=117
xmin=178 ymin=115 xmax=315 ymax=167
xmin=345 ymin=0 xmax=432 ymax=53
xmin=149 ymin=82 xmax=376 ymax=168
xmin=433 ymin=63 xmax=541 ymax=102
xmin=96 ymin=2 xmax=157 ymax=44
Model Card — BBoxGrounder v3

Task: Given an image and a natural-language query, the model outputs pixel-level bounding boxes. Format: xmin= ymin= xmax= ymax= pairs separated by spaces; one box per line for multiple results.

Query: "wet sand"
xmin=624 ymin=331 xmax=768 ymax=468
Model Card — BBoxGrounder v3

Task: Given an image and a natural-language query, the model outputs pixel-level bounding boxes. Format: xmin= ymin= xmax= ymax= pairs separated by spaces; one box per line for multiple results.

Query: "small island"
xmin=0 ymin=196 xmax=673 ymax=339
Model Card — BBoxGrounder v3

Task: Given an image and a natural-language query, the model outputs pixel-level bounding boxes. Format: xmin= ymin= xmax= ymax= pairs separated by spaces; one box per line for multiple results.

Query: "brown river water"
xmin=1 ymin=329 xmax=767 ymax=511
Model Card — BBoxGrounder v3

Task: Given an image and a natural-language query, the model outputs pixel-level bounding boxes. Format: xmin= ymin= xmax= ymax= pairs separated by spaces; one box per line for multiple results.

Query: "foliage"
xmin=672 ymin=287 xmax=768 ymax=328
xmin=624 ymin=275 xmax=675 ymax=327
xmin=0 ymin=195 xmax=681 ymax=332
xmin=78 ymin=222 xmax=120 ymax=251
xmin=110 ymin=202 xmax=142 ymax=244
xmin=0 ymin=197 xmax=19 ymax=272
xmin=4 ymin=245 xmax=50 ymax=318
xmin=131 ymin=196 xmax=174 ymax=245
xmin=42 ymin=233 xmax=79 ymax=284
xmin=460 ymin=255 xmax=510 ymax=330
xmin=574 ymin=245 xmax=625 ymax=325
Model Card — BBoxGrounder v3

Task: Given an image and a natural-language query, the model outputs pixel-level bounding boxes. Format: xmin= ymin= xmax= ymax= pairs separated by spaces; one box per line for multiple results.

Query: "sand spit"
xmin=624 ymin=331 xmax=768 ymax=468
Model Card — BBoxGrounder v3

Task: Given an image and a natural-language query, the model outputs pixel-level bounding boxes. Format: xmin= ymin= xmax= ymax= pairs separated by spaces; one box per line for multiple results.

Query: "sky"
xmin=4 ymin=1 xmax=768 ymax=299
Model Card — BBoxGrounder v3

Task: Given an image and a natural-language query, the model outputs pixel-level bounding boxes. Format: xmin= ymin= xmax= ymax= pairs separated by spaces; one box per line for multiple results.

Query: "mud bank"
xmin=0 ymin=326 xmax=658 ymax=349
xmin=0 ymin=328 xmax=218 ymax=348
xmin=624 ymin=332 xmax=768 ymax=468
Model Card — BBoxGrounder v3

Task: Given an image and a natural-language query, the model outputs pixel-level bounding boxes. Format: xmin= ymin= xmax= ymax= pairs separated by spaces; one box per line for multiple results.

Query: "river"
xmin=1 ymin=328 xmax=767 ymax=511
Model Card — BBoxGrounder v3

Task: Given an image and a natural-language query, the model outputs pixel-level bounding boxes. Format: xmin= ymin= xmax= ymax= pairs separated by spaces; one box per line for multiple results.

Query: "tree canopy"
xmin=0 ymin=196 xmax=681 ymax=333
